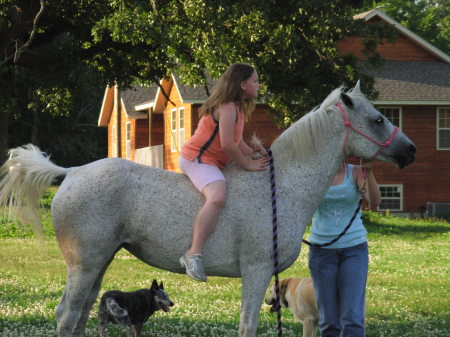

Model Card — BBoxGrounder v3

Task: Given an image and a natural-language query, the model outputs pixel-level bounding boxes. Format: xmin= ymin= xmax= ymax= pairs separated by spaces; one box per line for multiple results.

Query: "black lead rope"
xmin=303 ymin=165 xmax=367 ymax=248
xmin=302 ymin=198 xmax=363 ymax=248
xmin=268 ymin=150 xmax=364 ymax=336
xmin=268 ymin=149 xmax=283 ymax=337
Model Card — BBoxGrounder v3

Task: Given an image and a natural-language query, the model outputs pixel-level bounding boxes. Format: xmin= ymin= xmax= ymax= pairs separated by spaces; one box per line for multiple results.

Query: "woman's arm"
xmin=218 ymin=103 xmax=269 ymax=171
xmin=355 ymin=161 xmax=381 ymax=207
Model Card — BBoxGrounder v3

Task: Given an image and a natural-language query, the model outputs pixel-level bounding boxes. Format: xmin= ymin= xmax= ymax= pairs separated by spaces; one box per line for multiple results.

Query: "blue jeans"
xmin=308 ymin=241 xmax=368 ymax=337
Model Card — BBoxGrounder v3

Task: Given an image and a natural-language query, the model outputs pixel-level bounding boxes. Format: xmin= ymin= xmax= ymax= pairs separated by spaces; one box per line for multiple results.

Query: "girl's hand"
xmin=253 ymin=145 xmax=268 ymax=157
xmin=245 ymin=157 xmax=270 ymax=171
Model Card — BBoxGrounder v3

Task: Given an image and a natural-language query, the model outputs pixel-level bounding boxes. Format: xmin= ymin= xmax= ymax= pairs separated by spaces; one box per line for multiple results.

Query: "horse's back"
xmin=52 ymin=157 xmax=198 ymax=220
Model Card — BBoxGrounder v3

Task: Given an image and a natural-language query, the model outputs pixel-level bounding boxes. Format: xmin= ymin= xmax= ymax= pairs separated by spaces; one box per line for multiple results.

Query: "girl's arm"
xmin=239 ymin=138 xmax=268 ymax=157
xmin=238 ymin=140 xmax=254 ymax=156
xmin=355 ymin=161 xmax=381 ymax=207
xmin=218 ymin=103 xmax=269 ymax=171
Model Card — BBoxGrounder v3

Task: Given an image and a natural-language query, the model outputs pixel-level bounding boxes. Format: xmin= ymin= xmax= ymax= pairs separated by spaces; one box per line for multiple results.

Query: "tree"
xmin=361 ymin=0 xmax=449 ymax=55
xmin=1 ymin=0 xmax=394 ymax=163
xmin=0 ymin=0 xmax=111 ymax=164
xmin=90 ymin=0 xmax=396 ymax=125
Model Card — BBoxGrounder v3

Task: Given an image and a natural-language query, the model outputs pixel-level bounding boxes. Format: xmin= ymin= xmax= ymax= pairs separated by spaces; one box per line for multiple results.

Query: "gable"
xmin=338 ymin=9 xmax=450 ymax=64
xmin=98 ymin=86 xmax=114 ymax=127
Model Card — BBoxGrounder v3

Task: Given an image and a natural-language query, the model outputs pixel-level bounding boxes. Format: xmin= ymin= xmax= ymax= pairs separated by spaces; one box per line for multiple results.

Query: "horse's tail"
xmin=0 ymin=144 xmax=68 ymax=234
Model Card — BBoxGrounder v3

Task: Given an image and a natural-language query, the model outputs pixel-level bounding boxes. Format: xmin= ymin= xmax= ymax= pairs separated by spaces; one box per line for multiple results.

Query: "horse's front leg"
xmin=239 ymin=263 xmax=273 ymax=337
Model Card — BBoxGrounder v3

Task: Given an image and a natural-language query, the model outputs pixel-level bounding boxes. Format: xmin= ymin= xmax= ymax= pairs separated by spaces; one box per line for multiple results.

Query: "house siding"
xmin=244 ymin=105 xmax=284 ymax=145
xmin=150 ymin=113 xmax=164 ymax=146
xmin=337 ymin=30 xmax=441 ymax=62
xmin=164 ymin=82 xmax=187 ymax=171
xmin=372 ymin=105 xmax=449 ymax=214
xmin=136 ymin=119 xmax=150 ymax=150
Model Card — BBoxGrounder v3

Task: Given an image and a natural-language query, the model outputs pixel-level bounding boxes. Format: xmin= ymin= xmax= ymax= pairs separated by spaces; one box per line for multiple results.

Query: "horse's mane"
xmin=272 ymin=87 xmax=347 ymax=161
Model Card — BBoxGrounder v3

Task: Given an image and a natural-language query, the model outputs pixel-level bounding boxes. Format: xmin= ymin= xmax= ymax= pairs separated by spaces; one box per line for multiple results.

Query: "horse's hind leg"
xmin=72 ymin=259 xmax=115 ymax=336
xmin=56 ymin=254 xmax=116 ymax=337
xmin=239 ymin=266 xmax=273 ymax=337
xmin=56 ymin=267 xmax=99 ymax=337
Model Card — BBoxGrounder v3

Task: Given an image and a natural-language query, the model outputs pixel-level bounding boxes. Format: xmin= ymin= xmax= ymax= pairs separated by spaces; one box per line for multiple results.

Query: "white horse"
xmin=0 ymin=83 xmax=415 ymax=337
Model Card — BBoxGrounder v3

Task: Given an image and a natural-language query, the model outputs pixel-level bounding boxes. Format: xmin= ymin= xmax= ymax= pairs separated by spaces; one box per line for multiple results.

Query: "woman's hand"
xmin=358 ymin=160 xmax=381 ymax=206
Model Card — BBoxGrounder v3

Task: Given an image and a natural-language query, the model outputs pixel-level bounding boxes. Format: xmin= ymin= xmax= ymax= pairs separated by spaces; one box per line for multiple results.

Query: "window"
xmin=378 ymin=106 xmax=401 ymax=129
xmin=179 ymin=107 xmax=185 ymax=149
xmin=437 ymin=107 xmax=450 ymax=150
xmin=377 ymin=185 xmax=403 ymax=211
xmin=170 ymin=107 xmax=186 ymax=152
xmin=126 ymin=122 xmax=131 ymax=159
xmin=170 ymin=108 xmax=178 ymax=152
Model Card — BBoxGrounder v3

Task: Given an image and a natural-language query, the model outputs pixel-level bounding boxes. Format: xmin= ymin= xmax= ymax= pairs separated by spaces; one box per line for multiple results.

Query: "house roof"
xmin=172 ymin=74 xmax=216 ymax=103
xmin=355 ymin=9 xmax=450 ymax=64
xmin=121 ymin=84 xmax=159 ymax=113
xmin=372 ymin=61 xmax=450 ymax=104
xmin=98 ymin=84 xmax=159 ymax=126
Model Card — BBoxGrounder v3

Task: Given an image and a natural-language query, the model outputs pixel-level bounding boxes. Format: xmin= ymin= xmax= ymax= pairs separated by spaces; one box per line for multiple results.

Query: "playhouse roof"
xmin=121 ymin=84 xmax=158 ymax=113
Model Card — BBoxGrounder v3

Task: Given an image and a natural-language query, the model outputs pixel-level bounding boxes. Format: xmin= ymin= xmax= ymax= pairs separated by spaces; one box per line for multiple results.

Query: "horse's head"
xmin=339 ymin=81 xmax=416 ymax=168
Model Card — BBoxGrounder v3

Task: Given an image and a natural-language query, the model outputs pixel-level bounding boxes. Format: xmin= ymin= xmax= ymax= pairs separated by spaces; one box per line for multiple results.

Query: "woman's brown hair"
xmin=199 ymin=63 xmax=256 ymax=119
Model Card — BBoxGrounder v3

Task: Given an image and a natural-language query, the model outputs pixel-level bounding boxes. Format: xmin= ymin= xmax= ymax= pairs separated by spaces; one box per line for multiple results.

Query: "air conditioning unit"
xmin=426 ymin=202 xmax=450 ymax=218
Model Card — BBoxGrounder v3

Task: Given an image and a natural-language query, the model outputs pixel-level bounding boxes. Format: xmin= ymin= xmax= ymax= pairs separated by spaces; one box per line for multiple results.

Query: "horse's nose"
xmin=409 ymin=144 xmax=416 ymax=155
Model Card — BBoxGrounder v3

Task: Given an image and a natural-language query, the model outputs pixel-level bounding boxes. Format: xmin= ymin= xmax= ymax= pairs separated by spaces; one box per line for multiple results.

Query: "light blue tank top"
xmin=309 ymin=164 xmax=367 ymax=249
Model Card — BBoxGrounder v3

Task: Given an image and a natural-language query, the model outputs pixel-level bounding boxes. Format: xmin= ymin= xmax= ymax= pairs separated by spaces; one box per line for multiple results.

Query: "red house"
xmin=98 ymin=9 xmax=450 ymax=217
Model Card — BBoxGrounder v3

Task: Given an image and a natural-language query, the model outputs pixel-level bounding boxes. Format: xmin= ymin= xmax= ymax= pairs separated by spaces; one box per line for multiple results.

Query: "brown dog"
xmin=265 ymin=277 xmax=318 ymax=337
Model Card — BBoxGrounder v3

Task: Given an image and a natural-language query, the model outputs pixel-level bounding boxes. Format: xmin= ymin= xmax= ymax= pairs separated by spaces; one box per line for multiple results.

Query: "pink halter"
xmin=336 ymin=103 xmax=399 ymax=159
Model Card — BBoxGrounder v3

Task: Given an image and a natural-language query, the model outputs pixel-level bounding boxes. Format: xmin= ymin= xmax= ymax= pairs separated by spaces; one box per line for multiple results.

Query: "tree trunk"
xmin=31 ymin=108 xmax=39 ymax=145
xmin=0 ymin=112 xmax=8 ymax=164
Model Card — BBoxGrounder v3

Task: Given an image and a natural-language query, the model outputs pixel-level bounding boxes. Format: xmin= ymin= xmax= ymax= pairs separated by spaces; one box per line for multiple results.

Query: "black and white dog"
xmin=98 ymin=279 xmax=174 ymax=337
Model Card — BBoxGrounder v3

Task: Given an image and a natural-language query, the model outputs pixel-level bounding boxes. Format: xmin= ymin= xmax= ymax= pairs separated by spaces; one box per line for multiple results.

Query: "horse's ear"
xmin=340 ymin=92 xmax=354 ymax=109
xmin=353 ymin=80 xmax=362 ymax=94
xmin=151 ymin=279 xmax=158 ymax=290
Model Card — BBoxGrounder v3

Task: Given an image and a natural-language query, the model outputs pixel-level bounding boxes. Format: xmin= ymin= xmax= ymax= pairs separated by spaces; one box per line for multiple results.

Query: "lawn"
xmin=0 ymin=196 xmax=449 ymax=337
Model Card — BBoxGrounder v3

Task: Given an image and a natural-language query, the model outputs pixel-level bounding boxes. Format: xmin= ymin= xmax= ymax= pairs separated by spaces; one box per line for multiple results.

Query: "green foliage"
xmin=0 ymin=1 xmax=110 ymax=165
xmin=89 ymin=0 xmax=393 ymax=124
xmin=361 ymin=0 xmax=450 ymax=55
xmin=1 ymin=0 xmax=446 ymax=164
xmin=0 ymin=188 xmax=56 ymax=238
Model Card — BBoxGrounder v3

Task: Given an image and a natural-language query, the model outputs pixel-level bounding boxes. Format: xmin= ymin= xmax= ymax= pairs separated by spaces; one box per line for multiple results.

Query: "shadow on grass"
xmin=363 ymin=212 xmax=450 ymax=237
xmin=1 ymin=314 xmax=448 ymax=337
xmin=366 ymin=313 xmax=450 ymax=337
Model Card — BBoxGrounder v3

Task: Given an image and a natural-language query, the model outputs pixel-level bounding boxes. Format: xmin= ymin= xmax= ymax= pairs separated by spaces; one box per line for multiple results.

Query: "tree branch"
xmin=14 ymin=0 xmax=46 ymax=63
xmin=153 ymin=76 xmax=176 ymax=106
xmin=0 ymin=0 xmax=46 ymax=68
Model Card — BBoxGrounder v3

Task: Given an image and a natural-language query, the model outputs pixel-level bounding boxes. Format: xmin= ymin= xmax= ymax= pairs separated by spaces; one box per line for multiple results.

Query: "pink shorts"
xmin=179 ymin=156 xmax=226 ymax=192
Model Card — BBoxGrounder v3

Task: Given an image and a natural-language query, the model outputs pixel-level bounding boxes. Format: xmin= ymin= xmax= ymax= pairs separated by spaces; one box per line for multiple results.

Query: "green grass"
xmin=0 ymin=193 xmax=449 ymax=337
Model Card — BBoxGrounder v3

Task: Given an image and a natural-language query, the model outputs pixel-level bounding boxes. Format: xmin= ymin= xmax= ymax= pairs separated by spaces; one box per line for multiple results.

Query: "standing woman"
xmin=179 ymin=63 xmax=269 ymax=282
xmin=308 ymin=161 xmax=381 ymax=337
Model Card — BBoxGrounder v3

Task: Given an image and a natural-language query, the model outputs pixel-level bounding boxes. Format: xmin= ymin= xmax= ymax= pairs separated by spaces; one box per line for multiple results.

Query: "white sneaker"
xmin=180 ymin=253 xmax=207 ymax=282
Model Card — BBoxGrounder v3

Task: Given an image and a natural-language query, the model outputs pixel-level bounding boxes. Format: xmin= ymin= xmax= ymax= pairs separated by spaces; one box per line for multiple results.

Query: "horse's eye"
xmin=376 ymin=118 xmax=384 ymax=124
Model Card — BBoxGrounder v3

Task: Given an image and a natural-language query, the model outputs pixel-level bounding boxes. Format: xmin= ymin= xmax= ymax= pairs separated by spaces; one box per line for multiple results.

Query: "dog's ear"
xmin=151 ymin=279 xmax=158 ymax=291
xmin=159 ymin=282 xmax=164 ymax=290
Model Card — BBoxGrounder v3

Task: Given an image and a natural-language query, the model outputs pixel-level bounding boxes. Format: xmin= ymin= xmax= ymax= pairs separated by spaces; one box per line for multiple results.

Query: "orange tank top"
xmin=180 ymin=106 xmax=244 ymax=169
